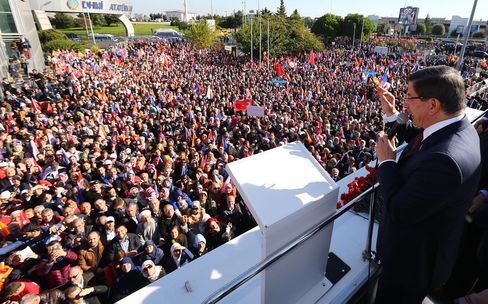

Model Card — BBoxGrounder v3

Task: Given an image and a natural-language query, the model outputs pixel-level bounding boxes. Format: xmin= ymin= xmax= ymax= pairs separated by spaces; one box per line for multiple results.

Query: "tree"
xmin=289 ymin=9 xmax=301 ymax=21
xmin=423 ymin=14 xmax=432 ymax=34
xmin=235 ymin=14 xmax=323 ymax=57
xmin=342 ymin=14 xmax=375 ymax=40
xmin=187 ymin=19 xmax=217 ymax=49
xmin=414 ymin=23 xmax=426 ymax=35
xmin=432 ymin=23 xmax=445 ymax=36
xmin=472 ymin=31 xmax=485 ymax=38
xmin=104 ymin=14 xmax=120 ymax=26
xmin=38 ymin=29 xmax=68 ymax=44
xmin=311 ymin=14 xmax=343 ymax=40
xmin=218 ymin=11 xmax=243 ymax=29
xmin=50 ymin=13 xmax=74 ymax=29
xmin=261 ymin=7 xmax=272 ymax=16
xmin=90 ymin=14 xmax=105 ymax=27
xmin=277 ymin=0 xmax=287 ymax=17
xmin=303 ymin=17 xmax=314 ymax=29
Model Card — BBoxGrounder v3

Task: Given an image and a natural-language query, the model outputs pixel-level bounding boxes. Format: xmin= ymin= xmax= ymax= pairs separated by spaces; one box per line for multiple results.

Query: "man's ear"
xmin=429 ymin=98 xmax=442 ymax=115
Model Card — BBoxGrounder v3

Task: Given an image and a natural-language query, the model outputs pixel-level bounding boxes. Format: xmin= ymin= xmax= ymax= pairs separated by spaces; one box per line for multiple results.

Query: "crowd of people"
xmin=0 ymin=36 xmax=486 ymax=303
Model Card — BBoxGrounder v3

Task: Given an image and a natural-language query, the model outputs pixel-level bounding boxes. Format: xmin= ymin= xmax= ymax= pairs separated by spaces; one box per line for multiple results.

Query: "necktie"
xmin=405 ymin=132 xmax=424 ymax=157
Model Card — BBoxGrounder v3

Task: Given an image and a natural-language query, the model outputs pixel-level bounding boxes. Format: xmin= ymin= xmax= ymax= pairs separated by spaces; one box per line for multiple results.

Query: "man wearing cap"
xmin=99 ymin=216 xmax=116 ymax=245
xmin=136 ymin=209 xmax=160 ymax=245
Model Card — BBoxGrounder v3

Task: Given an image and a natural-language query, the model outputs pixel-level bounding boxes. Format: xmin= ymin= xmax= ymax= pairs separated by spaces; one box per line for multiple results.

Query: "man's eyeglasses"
xmin=404 ymin=96 xmax=433 ymax=101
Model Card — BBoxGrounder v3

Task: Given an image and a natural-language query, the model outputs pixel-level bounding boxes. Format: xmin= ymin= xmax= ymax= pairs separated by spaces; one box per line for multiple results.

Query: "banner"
xmin=270 ymin=79 xmax=289 ymax=85
xmin=247 ymin=105 xmax=265 ymax=117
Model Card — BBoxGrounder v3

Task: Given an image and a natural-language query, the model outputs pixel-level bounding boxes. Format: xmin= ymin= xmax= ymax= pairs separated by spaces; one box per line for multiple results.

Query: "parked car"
xmin=64 ymin=33 xmax=82 ymax=41
xmin=472 ymin=50 xmax=488 ymax=59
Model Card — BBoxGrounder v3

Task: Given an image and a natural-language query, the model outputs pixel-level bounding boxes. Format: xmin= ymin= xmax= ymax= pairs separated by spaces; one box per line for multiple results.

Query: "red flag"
xmin=274 ymin=60 xmax=284 ymax=76
xmin=309 ymin=50 xmax=315 ymax=66
xmin=285 ymin=73 xmax=291 ymax=82
xmin=234 ymin=99 xmax=252 ymax=111
xmin=31 ymin=98 xmax=41 ymax=113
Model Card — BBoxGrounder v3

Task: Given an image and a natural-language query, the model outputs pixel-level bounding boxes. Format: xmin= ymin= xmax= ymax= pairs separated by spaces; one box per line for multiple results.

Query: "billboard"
xmin=398 ymin=7 xmax=419 ymax=25
xmin=29 ymin=0 xmax=133 ymax=15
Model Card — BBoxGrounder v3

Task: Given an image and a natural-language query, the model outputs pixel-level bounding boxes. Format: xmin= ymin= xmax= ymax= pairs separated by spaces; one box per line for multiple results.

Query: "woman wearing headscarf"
xmin=190 ymin=233 xmax=208 ymax=258
xmin=164 ymin=242 xmax=194 ymax=274
xmin=204 ymin=217 xmax=233 ymax=251
xmin=112 ymin=257 xmax=146 ymax=302
xmin=141 ymin=260 xmax=166 ymax=284
xmin=138 ymin=240 xmax=165 ymax=265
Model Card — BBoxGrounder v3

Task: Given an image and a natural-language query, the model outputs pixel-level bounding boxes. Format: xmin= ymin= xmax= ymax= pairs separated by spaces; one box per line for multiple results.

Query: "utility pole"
xmin=360 ymin=18 xmax=364 ymax=49
xmin=250 ymin=14 xmax=253 ymax=63
xmin=267 ymin=17 xmax=270 ymax=70
xmin=456 ymin=0 xmax=478 ymax=71
xmin=86 ymin=11 xmax=96 ymax=44
xmin=259 ymin=0 xmax=262 ymax=63
xmin=352 ymin=23 xmax=356 ymax=49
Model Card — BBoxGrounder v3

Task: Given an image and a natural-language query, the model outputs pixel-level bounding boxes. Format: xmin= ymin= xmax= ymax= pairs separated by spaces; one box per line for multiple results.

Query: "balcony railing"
xmin=203 ymin=108 xmax=488 ymax=304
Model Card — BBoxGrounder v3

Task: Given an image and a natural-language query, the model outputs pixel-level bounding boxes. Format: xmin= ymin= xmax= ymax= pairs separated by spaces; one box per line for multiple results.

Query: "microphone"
xmin=387 ymin=112 xmax=409 ymax=140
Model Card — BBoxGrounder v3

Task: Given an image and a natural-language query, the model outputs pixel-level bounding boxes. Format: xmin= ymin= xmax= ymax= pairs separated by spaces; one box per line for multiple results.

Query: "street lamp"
xmin=456 ymin=0 xmax=478 ymax=71
xmin=249 ymin=11 xmax=255 ymax=63
xmin=258 ymin=0 xmax=262 ymax=63
xmin=352 ymin=23 xmax=356 ymax=49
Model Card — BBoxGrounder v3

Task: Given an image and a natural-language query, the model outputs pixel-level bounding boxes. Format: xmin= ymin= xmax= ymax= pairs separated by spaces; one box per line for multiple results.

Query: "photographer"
xmin=36 ymin=241 xmax=78 ymax=289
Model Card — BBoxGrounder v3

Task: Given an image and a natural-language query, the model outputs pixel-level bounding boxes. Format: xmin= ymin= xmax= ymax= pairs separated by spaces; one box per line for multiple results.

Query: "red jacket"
xmin=37 ymin=250 xmax=78 ymax=289
xmin=11 ymin=281 xmax=41 ymax=301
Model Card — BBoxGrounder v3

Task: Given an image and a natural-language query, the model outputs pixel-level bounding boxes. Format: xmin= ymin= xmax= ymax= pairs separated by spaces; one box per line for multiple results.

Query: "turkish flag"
xmin=309 ymin=50 xmax=315 ymax=66
xmin=274 ymin=60 xmax=284 ymax=76
xmin=234 ymin=99 xmax=252 ymax=111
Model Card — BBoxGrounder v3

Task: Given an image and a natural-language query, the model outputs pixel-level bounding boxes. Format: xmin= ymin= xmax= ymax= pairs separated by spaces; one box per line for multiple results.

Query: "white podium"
xmin=226 ymin=142 xmax=339 ymax=303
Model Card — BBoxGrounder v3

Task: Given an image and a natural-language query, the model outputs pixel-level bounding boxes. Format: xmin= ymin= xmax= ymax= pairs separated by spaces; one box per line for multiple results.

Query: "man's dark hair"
xmin=408 ymin=65 xmax=466 ymax=115
xmin=22 ymin=223 xmax=40 ymax=233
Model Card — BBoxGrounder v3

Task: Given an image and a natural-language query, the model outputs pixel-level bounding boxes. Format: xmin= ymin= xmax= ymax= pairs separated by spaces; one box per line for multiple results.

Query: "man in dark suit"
xmin=375 ymin=65 xmax=482 ymax=303
xmin=106 ymin=224 xmax=142 ymax=262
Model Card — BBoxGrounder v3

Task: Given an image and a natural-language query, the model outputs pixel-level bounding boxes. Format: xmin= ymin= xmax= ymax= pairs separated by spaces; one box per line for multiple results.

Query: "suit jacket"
xmin=377 ymin=117 xmax=481 ymax=302
xmin=106 ymin=233 xmax=142 ymax=261
xmin=78 ymin=241 xmax=105 ymax=272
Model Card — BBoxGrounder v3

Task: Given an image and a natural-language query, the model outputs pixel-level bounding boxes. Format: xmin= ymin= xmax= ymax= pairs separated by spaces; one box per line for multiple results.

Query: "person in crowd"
xmin=135 ymin=209 xmax=160 ymax=245
xmin=3 ymin=280 xmax=40 ymax=302
xmin=112 ymin=257 xmax=145 ymax=301
xmin=37 ymin=241 xmax=78 ymax=289
xmin=138 ymin=240 xmax=164 ymax=266
xmin=107 ymin=224 xmax=141 ymax=261
xmin=191 ymin=233 xmax=208 ymax=258
xmin=78 ymin=231 xmax=104 ymax=274
xmin=141 ymin=260 xmax=165 ymax=284
xmin=164 ymin=243 xmax=194 ymax=274
xmin=205 ymin=217 xmax=233 ymax=251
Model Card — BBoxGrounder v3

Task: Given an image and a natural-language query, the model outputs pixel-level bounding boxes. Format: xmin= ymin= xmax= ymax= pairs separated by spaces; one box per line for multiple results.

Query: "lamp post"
xmin=250 ymin=11 xmax=254 ymax=63
xmin=352 ymin=23 xmax=356 ymax=49
xmin=456 ymin=0 xmax=478 ymax=71
xmin=267 ymin=17 xmax=270 ymax=70
xmin=258 ymin=0 xmax=262 ymax=63
xmin=359 ymin=18 xmax=364 ymax=49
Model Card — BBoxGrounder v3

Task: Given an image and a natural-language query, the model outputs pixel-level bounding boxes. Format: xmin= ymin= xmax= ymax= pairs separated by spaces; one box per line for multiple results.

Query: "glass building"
xmin=0 ymin=0 xmax=45 ymax=80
